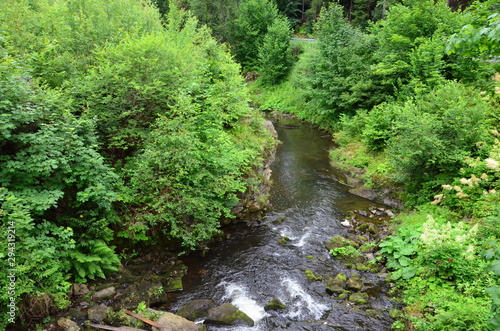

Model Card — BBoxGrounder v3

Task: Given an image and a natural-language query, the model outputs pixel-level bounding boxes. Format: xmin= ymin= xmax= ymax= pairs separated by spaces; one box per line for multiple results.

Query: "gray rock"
xmin=325 ymin=277 xmax=344 ymax=295
xmin=346 ymin=277 xmax=363 ymax=292
xmin=57 ymin=317 xmax=80 ymax=331
xmin=92 ymin=287 xmax=116 ymax=301
xmin=71 ymin=283 xmax=89 ymax=296
xmin=153 ymin=312 xmax=206 ymax=331
xmin=349 ymin=292 xmax=369 ymax=305
xmin=205 ymin=303 xmax=254 ymax=327
xmin=88 ymin=304 xmax=112 ymax=323
xmin=385 ymin=209 xmax=395 ymax=217
xmin=264 ymin=297 xmax=286 ymax=311
xmin=177 ymin=299 xmax=216 ymax=321
xmin=358 ymin=210 xmax=368 ymax=217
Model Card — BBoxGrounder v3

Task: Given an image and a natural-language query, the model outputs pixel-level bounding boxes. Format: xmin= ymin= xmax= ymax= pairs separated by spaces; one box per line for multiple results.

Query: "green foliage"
xmin=258 ymin=15 xmax=294 ymax=85
xmin=430 ymin=139 xmax=500 ymax=218
xmin=0 ymin=46 xmax=121 ymax=328
xmin=329 ymin=245 xmax=360 ymax=259
xmin=304 ymin=269 xmax=322 ymax=281
xmin=181 ymin=0 xmax=241 ymax=40
xmin=302 ymin=5 xmax=380 ymax=125
xmin=387 ymin=82 xmax=492 ymax=201
xmin=125 ymin=111 xmax=265 ymax=248
xmin=227 ymin=0 xmax=279 ymax=71
xmin=380 ymin=212 xmax=496 ymax=330
xmin=0 ymin=0 xmax=164 ymax=87
xmin=447 ymin=0 xmax=500 ymax=58
xmin=0 ymin=191 xmax=74 ymax=329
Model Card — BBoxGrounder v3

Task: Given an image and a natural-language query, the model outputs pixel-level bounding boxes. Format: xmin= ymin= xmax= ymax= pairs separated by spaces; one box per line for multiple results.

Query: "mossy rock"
xmin=165 ymin=278 xmax=183 ymax=292
xmin=355 ymin=263 xmax=371 ymax=271
xmin=346 ymin=277 xmax=363 ymax=292
xmin=177 ymin=299 xmax=216 ymax=321
xmin=356 ymin=223 xmax=378 ymax=235
xmin=264 ymin=297 xmax=286 ymax=311
xmin=349 ymin=292 xmax=369 ymax=305
xmin=325 ymin=235 xmax=360 ymax=251
xmin=273 ymin=215 xmax=286 ymax=224
xmin=336 ymin=273 xmax=348 ymax=282
xmin=325 ymin=277 xmax=344 ymax=295
xmin=304 ymin=269 xmax=322 ymax=281
xmin=153 ymin=312 xmax=207 ymax=331
xmin=278 ymin=236 xmax=290 ymax=244
xmin=338 ymin=291 xmax=350 ymax=300
xmin=88 ymin=304 xmax=112 ymax=323
xmin=205 ymin=303 xmax=254 ymax=327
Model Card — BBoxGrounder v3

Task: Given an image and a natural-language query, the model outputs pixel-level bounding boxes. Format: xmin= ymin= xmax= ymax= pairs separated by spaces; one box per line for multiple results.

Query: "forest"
xmin=1 ymin=0 xmax=499 ymax=330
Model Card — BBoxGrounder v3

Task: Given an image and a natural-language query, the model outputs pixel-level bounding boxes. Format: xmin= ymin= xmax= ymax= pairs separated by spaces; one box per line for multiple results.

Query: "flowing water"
xmin=173 ymin=117 xmax=396 ymax=330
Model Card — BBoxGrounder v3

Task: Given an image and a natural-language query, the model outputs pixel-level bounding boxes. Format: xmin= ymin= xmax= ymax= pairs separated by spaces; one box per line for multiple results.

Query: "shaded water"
xmin=173 ymin=117 xmax=395 ymax=330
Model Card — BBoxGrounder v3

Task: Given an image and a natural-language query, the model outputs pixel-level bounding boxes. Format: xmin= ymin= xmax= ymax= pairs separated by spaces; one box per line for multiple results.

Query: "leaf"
xmin=398 ymin=256 xmax=412 ymax=267
xmin=485 ymin=248 xmax=496 ymax=260
xmin=399 ymin=246 xmax=415 ymax=256
xmin=401 ymin=267 xmax=416 ymax=280
xmin=491 ymin=260 xmax=500 ymax=275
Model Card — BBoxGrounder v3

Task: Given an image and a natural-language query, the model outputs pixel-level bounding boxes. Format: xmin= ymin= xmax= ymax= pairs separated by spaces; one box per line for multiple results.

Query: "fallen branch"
xmin=86 ymin=323 xmax=147 ymax=331
xmin=123 ymin=309 xmax=163 ymax=329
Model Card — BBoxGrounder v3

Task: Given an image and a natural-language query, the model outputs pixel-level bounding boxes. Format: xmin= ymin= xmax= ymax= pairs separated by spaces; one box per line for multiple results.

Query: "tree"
xmin=226 ymin=0 xmax=279 ymax=71
xmin=258 ymin=15 xmax=294 ymax=84
xmin=447 ymin=0 xmax=500 ymax=58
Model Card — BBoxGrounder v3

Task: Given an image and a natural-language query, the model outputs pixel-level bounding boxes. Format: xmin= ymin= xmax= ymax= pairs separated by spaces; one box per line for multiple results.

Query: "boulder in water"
xmin=346 ymin=277 xmax=363 ymax=292
xmin=349 ymin=292 xmax=369 ymax=305
xmin=205 ymin=303 xmax=254 ymax=327
xmin=264 ymin=297 xmax=286 ymax=311
xmin=153 ymin=312 xmax=207 ymax=331
xmin=325 ymin=277 xmax=344 ymax=295
xmin=177 ymin=299 xmax=216 ymax=321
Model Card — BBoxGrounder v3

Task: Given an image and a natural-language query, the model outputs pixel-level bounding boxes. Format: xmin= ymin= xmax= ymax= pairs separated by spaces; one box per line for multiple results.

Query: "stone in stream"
xmin=205 ymin=303 xmax=254 ymax=327
xmin=358 ymin=210 xmax=368 ymax=217
xmin=153 ymin=312 xmax=207 ymax=331
xmin=349 ymin=292 xmax=369 ymax=305
xmin=264 ymin=297 xmax=286 ymax=311
xmin=345 ymin=277 xmax=363 ymax=292
xmin=325 ymin=277 xmax=344 ymax=295
xmin=176 ymin=299 xmax=216 ymax=321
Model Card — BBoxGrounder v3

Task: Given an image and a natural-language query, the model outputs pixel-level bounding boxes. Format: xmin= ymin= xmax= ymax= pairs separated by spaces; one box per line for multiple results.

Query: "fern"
xmin=68 ymin=241 xmax=120 ymax=282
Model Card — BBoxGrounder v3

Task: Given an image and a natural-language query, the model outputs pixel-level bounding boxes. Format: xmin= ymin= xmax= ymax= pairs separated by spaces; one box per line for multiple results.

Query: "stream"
xmin=173 ymin=116 xmax=396 ymax=330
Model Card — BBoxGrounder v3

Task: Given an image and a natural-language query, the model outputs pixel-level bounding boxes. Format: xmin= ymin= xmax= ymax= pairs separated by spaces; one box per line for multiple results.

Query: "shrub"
xmin=387 ymin=82 xmax=492 ymax=201
xmin=258 ymin=15 xmax=293 ymax=85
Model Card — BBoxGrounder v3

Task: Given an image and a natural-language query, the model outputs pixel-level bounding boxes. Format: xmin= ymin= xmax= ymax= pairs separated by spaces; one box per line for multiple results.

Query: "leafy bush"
xmin=387 ymin=82 xmax=492 ymax=202
xmin=0 ymin=45 xmax=121 ymax=327
xmin=380 ymin=212 xmax=495 ymax=330
xmin=302 ymin=5 xmax=380 ymax=125
xmin=258 ymin=15 xmax=294 ymax=85
xmin=227 ymin=0 xmax=279 ymax=71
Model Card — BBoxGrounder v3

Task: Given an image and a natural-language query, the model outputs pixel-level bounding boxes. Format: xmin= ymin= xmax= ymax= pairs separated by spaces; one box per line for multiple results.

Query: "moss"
xmin=349 ymin=292 xmax=369 ymax=305
xmin=336 ymin=273 xmax=348 ymax=282
xmin=278 ymin=236 xmax=290 ymax=244
xmin=264 ymin=297 xmax=286 ymax=311
xmin=304 ymin=269 xmax=322 ymax=281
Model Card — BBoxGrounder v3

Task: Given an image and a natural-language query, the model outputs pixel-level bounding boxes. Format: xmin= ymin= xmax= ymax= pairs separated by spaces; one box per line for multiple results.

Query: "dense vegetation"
xmin=0 ymin=0 xmax=275 ymax=328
